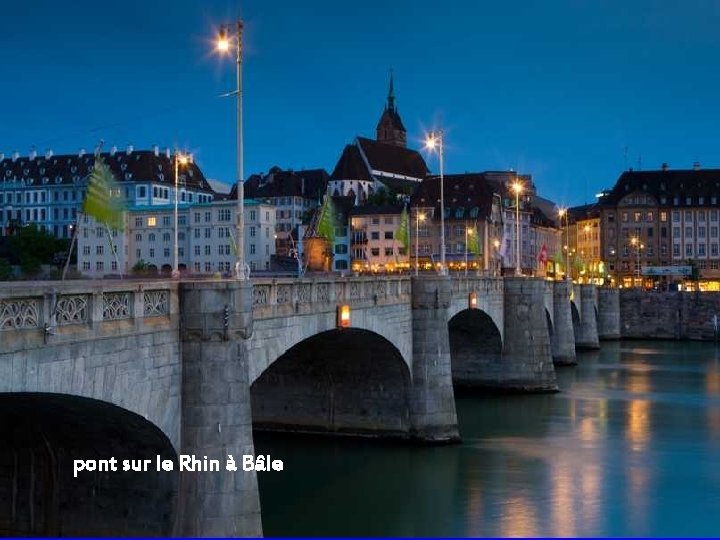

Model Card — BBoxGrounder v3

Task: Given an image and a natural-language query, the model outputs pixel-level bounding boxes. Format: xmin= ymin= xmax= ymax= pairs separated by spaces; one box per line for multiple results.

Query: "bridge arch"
xmin=0 ymin=393 xmax=177 ymax=536
xmin=448 ymin=308 xmax=503 ymax=388
xmin=250 ymin=328 xmax=412 ymax=437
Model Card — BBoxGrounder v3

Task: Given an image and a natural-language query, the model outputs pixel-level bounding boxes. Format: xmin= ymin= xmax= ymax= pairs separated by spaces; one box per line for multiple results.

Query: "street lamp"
xmin=631 ymin=236 xmax=644 ymax=287
xmin=465 ymin=225 xmax=474 ymax=277
xmin=415 ymin=211 xmax=426 ymax=276
xmin=558 ymin=207 xmax=569 ymax=281
xmin=425 ymin=130 xmax=446 ymax=276
xmin=511 ymin=180 xmax=524 ymax=276
xmin=216 ymin=20 xmax=247 ymax=280
xmin=173 ymin=152 xmax=191 ymax=278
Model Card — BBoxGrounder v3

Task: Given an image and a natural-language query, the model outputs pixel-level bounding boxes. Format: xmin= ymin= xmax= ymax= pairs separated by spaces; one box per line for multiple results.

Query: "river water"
xmin=254 ymin=341 xmax=720 ymax=537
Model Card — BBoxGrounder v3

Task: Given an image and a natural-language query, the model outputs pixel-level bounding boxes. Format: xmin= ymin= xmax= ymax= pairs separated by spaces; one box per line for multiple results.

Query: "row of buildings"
xmin=2 ymin=77 xmax=719 ymax=287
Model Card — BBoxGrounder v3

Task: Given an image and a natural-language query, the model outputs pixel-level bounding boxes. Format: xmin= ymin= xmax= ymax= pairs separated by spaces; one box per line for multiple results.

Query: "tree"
xmin=8 ymin=225 xmax=66 ymax=276
xmin=366 ymin=186 xmax=400 ymax=206
xmin=132 ymin=260 xmax=150 ymax=274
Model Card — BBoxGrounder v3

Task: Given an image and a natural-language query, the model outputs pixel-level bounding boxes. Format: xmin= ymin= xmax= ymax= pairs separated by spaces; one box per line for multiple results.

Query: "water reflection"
xmin=256 ymin=341 xmax=720 ymax=537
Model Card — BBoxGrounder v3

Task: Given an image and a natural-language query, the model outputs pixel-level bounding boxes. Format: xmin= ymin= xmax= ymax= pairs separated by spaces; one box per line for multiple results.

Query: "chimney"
xmin=29 ymin=146 xmax=37 ymax=160
xmin=165 ymin=147 xmax=171 ymax=159
xmin=661 ymin=162 xmax=668 ymax=171
xmin=45 ymin=148 xmax=53 ymax=159
xmin=126 ymin=144 xmax=134 ymax=155
xmin=79 ymin=148 xmax=86 ymax=157
xmin=12 ymin=151 xmax=19 ymax=162
xmin=153 ymin=144 xmax=159 ymax=157
xmin=693 ymin=161 xmax=701 ymax=171
xmin=110 ymin=145 xmax=117 ymax=156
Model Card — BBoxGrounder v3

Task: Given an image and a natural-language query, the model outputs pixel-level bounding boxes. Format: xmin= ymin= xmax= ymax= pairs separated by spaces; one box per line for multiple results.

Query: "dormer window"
xmin=71 ymin=166 xmax=77 ymax=173
xmin=42 ymin=177 xmax=49 ymax=184
xmin=55 ymin=176 xmax=62 ymax=184
xmin=125 ymin=173 xmax=132 ymax=181
xmin=120 ymin=163 xmax=127 ymax=171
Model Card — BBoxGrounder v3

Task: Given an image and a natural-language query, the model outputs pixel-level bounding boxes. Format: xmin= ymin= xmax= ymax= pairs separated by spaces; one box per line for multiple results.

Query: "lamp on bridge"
xmin=337 ymin=304 xmax=351 ymax=328
xmin=468 ymin=291 xmax=478 ymax=310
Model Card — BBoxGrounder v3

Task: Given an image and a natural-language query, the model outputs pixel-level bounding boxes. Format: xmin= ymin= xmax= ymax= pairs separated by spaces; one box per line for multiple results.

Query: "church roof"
xmin=376 ymin=107 xmax=406 ymax=133
xmin=234 ymin=167 xmax=328 ymax=199
xmin=356 ymin=137 xmax=428 ymax=180
xmin=330 ymin=145 xmax=373 ymax=181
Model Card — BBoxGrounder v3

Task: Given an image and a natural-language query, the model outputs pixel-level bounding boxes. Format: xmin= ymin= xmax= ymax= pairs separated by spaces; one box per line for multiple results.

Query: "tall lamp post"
xmin=558 ymin=207 xmax=570 ymax=281
xmin=425 ymin=130 xmax=446 ymax=276
xmin=493 ymin=238 xmax=501 ymax=277
xmin=415 ymin=211 xmax=426 ymax=276
xmin=465 ymin=225 xmax=474 ymax=277
xmin=631 ymin=236 xmax=644 ymax=287
xmin=173 ymin=152 xmax=190 ymax=278
xmin=511 ymin=180 xmax=524 ymax=276
xmin=216 ymin=20 xmax=247 ymax=280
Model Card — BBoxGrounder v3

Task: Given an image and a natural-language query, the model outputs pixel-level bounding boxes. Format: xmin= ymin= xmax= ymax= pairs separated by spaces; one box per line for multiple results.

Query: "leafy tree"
xmin=8 ymin=225 xmax=65 ymax=276
xmin=366 ymin=186 xmax=400 ymax=206
xmin=132 ymin=259 xmax=150 ymax=274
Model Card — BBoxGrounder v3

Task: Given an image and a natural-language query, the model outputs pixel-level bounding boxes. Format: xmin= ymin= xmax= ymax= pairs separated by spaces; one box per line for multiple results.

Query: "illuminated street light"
xmin=173 ymin=151 xmax=192 ymax=278
xmin=425 ymin=130 xmax=446 ymax=276
xmin=415 ymin=211 xmax=426 ymax=276
xmin=215 ymin=20 xmax=247 ymax=280
xmin=558 ymin=207 xmax=569 ymax=281
xmin=511 ymin=180 xmax=524 ymax=276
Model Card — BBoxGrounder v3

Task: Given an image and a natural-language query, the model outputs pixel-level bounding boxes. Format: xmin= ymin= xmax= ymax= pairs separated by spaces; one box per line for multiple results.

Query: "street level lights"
xmin=511 ymin=180 xmax=524 ymax=276
xmin=415 ymin=211 xmax=426 ymax=276
xmin=425 ymin=130 xmax=446 ymax=276
xmin=493 ymin=238 xmax=501 ymax=277
xmin=216 ymin=20 xmax=247 ymax=280
xmin=173 ymin=152 xmax=191 ymax=278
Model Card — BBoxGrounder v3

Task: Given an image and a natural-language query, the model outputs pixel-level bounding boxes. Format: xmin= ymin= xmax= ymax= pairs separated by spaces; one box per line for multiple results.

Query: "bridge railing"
xmin=450 ymin=276 xmax=504 ymax=296
xmin=0 ymin=281 xmax=177 ymax=347
xmin=251 ymin=276 xmax=411 ymax=319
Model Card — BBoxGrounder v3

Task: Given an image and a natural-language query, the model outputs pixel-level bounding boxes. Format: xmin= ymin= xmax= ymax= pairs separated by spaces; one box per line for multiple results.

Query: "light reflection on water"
xmin=255 ymin=340 xmax=720 ymax=537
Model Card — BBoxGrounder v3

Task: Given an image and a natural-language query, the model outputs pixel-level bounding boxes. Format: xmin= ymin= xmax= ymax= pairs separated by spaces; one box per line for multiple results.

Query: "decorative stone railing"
xmin=451 ymin=276 xmax=504 ymax=296
xmin=0 ymin=281 xmax=177 ymax=341
xmin=251 ymin=277 xmax=411 ymax=319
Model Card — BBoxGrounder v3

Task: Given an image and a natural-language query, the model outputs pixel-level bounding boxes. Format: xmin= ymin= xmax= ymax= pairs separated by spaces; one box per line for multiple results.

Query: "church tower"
xmin=375 ymin=73 xmax=407 ymax=148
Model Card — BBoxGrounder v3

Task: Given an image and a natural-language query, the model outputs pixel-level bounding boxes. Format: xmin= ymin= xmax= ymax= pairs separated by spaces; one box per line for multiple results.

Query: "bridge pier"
xmin=552 ymin=280 xmax=577 ymax=366
xmin=500 ymin=277 xmax=558 ymax=391
xmin=176 ymin=281 xmax=262 ymax=538
xmin=597 ymin=287 xmax=620 ymax=340
xmin=575 ymin=284 xmax=600 ymax=350
xmin=409 ymin=276 xmax=460 ymax=442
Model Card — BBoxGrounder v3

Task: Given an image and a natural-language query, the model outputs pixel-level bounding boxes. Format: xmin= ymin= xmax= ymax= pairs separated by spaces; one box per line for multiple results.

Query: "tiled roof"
xmin=376 ymin=107 xmax=406 ymax=133
xmin=356 ymin=137 xmax=428 ymax=180
xmin=0 ymin=150 xmax=214 ymax=192
xmin=410 ymin=173 xmax=496 ymax=221
xmin=599 ymin=168 xmax=720 ymax=206
xmin=233 ymin=167 xmax=329 ymax=200
xmin=330 ymin=145 xmax=373 ymax=181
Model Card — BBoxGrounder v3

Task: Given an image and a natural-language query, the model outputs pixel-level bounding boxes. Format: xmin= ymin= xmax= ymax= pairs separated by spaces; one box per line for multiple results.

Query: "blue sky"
xmin=1 ymin=0 xmax=719 ymax=206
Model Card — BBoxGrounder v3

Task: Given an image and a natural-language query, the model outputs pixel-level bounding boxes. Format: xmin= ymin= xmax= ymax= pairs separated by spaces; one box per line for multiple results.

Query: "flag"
xmin=467 ymin=224 xmax=481 ymax=256
xmin=83 ymin=156 xmax=126 ymax=230
xmin=316 ymin=195 xmax=335 ymax=244
xmin=538 ymin=243 xmax=548 ymax=264
xmin=396 ymin=206 xmax=409 ymax=252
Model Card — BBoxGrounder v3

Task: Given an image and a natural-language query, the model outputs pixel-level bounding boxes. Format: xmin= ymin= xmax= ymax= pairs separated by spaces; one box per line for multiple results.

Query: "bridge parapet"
xmin=0 ymin=280 xmax=177 ymax=353
xmin=251 ymin=276 xmax=411 ymax=319
xmin=450 ymin=276 xmax=503 ymax=296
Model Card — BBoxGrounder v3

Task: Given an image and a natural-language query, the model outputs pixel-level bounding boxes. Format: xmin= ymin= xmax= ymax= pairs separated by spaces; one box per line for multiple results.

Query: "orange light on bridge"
xmin=337 ymin=304 xmax=351 ymax=328
xmin=469 ymin=291 xmax=478 ymax=309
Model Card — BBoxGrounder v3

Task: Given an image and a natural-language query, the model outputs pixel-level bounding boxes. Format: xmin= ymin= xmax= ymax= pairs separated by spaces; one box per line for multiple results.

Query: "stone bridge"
xmin=0 ymin=276 xmax=619 ymax=537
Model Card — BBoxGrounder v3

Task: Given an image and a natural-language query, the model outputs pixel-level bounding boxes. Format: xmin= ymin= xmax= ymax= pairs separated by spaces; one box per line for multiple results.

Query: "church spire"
xmin=376 ymin=70 xmax=406 ymax=148
xmin=387 ymin=69 xmax=396 ymax=111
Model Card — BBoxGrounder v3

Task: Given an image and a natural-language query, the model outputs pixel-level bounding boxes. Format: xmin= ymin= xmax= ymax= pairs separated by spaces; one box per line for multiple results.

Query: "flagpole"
xmin=464 ymin=222 xmax=468 ymax=277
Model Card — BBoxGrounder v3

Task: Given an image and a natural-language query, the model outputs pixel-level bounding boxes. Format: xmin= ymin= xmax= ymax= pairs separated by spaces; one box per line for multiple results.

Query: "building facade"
xmin=350 ymin=205 xmax=408 ymax=272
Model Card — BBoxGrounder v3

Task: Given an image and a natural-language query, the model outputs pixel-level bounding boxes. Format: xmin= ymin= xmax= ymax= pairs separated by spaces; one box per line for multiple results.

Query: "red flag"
xmin=538 ymin=243 xmax=548 ymax=264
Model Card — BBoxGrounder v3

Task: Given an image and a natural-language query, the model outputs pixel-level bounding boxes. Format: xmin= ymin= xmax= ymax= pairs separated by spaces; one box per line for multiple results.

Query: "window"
xmin=699 ymin=210 xmax=706 ymax=222
xmin=686 ymin=244 xmax=693 ymax=257
xmin=149 ymin=233 xmax=156 ymax=242
xmin=194 ymin=212 xmax=201 ymax=223
xmin=205 ymin=228 xmax=211 ymax=239
xmin=148 ymin=216 xmax=157 ymax=227
xmin=194 ymin=229 xmax=200 ymax=239
xmin=83 ymin=261 xmax=90 ymax=270
xmin=96 ymin=261 xmax=104 ymax=271
xmin=713 ymin=244 xmax=719 ymax=257
xmin=205 ymin=245 xmax=211 ymax=255
xmin=136 ymin=248 xmax=141 ymax=258
xmin=179 ymin=216 xmax=186 ymax=226
xmin=621 ymin=212 xmax=628 ymax=223
xmin=371 ymin=231 xmax=380 ymax=240
xmin=96 ymin=227 xmax=104 ymax=238
xmin=371 ymin=218 xmax=380 ymax=225
xmin=686 ymin=197 xmax=692 ymax=205
xmin=135 ymin=217 xmax=143 ymax=227
xmin=647 ymin=211 xmax=654 ymax=222
xmin=634 ymin=212 xmax=641 ymax=223
xmin=194 ymin=246 xmax=200 ymax=256
xmin=371 ymin=248 xmax=380 ymax=256
xmin=673 ymin=227 xmax=680 ymax=237
xmin=384 ymin=247 xmax=393 ymax=256
xmin=660 ymin=211 xmax=667 ymax=222
xmin=712 ymin=227 xmax=719 ymax=238
xmin=384 ymin=231 xmax=393 ymax=240
xmin=149 ymin=248 xmax=155 ymax=258
xmin=250 ymin=244 xmax=256 ymax=254
xmin=135 ymin=233 xmax=142 ymax=242
xmin=685 ymin=227 xmax=693 ymax=238
xmin=250 ymin=226 xmax=256 ymax=237
xmin=335 ymin=244 xmax=348 ymax=254
xmin=163 ymin=216 xmax=171 ymax=226
xmin=111 ymin=261 xmax=117 ymax=271
xmin=699 ymin=227 xmax=706 ymax=238
xmin=82 ymin=246 xmax=90 ymax=255
xmin=384 ymin=216 xmax=394 ymax=224
xmin=672 ymin=211 xmax=680 ymax=222
xmin=335 ymin=260 xmax=348 ymax=270
xmin=712 ymin=211 xmax=719 ymax=222
xmin=673 ymin=244 xmax=680 ymax=257
xmin=685 ymin=210 xmax=693 ymax=221
xmin=699 ymin=244 xmax=706 ymax=257
xmin=204 ymin=212 xmax=211 ymax=223
xmin=164 ymin=248 xmax=170 ymax=257
xmin=218 ymin=208 xmax=231 ymax=222
xmin=163 ymin=232 xmax=171 ymax=242
xmin=250 ymin=210 xmax=256 ymax=221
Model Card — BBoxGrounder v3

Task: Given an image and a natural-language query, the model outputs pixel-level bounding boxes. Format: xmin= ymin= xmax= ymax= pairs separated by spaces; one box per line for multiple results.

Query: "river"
xmin=254 ymin=341 xmax=720 ymax=537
